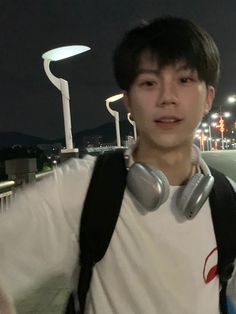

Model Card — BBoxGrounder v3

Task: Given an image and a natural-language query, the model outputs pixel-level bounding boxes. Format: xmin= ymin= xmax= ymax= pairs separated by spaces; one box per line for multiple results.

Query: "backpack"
xmin=65 ymin=150 xmax=236 ymax=314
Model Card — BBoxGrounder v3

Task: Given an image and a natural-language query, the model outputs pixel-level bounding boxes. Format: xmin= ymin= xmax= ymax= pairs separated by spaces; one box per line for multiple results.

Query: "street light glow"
xmin=211 ymin=112 xmax=231 ymax=119
xmin=42 ymin=45 xmax=91 ymax=61
xmin=105 ymin=93 xmax=123 ymax=103
xmin=227 ymin=95 xmax=236 ymax=104
xmin=211 ymin=113 xmax=218 ymax=119
xmin=223 ymin=112 xmax=231 ymax=118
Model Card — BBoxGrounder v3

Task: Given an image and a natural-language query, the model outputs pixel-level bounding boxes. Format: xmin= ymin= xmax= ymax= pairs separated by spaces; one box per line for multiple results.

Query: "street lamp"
xmin=127 ymin=113 xmax=137 ymax=140
xmin=201 ymin=122 xmax=212 ymax=151
xmin=195 ymin=129 xmax=202 ymax=150
xmin=42 ymin=45 xmax=91 ymax=156
xmin=211 ymin=111 xmax=231 ymax=149
xmin=195 ymin=123 xmax=213 ymax=151
xmin=105 ymin=93 xmax=123 ymax=147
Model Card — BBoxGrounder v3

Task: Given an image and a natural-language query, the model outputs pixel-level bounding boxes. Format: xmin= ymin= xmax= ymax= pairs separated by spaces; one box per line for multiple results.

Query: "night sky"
xmin=1 ymin=1 xmax=236 ymax=140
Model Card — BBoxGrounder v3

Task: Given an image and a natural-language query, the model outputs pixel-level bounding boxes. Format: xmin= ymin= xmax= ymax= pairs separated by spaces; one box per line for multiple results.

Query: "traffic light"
xmin=219 ymin=117 xmax=225 ymax=133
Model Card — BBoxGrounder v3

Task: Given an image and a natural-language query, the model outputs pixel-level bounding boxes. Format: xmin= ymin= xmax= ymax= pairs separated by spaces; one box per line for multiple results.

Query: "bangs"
xmin=137 ymin=31 xmax=208 ymax=80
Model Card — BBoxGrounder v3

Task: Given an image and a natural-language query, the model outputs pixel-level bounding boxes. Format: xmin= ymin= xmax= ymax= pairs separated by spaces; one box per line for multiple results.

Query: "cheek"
xmin=186 ymin=90 xmax=207 ymax=115
xmin=131 ymin=101 xmax=151 ymax=122
xmin=197 ymin=86 xmax=209 ymax=111
xmin=187 ymin=105 xmax=206 ymax=132
xmin=126 ymin=95 xmax=144 ymax=117
xmin=131 ymin=108 xmax=145 ymax=124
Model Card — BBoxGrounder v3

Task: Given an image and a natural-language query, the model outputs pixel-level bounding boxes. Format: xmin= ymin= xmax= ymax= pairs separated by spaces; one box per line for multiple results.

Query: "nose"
xmin=157 ymin=80 xmax=178 ymax=107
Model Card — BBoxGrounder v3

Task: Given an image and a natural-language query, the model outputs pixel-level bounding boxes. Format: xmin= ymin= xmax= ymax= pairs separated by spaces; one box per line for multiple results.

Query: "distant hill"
xmin=54 ymin=120 xmax=134 ymax=146
xmin=74 ymin=120 xmax=133 ymax=146
xmin=0 ymin=120 xmax=134 ymax=148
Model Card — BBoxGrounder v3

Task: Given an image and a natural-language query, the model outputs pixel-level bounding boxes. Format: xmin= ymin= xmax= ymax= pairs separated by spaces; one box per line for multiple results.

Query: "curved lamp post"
xmin=42 ymin=45 xmax=91 ymax=155
xmin=127 ymin=113 xmax=137 ymax=140
xmin=105 ymin=93 xmax=123 ymax=147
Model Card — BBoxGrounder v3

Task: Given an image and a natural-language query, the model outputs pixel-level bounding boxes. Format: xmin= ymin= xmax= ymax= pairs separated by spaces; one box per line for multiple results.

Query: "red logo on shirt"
xmin=203 ymin=247 xmax=218 ymax=284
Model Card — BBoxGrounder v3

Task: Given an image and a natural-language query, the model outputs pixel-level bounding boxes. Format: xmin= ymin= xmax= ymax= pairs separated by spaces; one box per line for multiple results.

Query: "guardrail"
xmin=0 ymin=171 xmax=53 ymax=212
xmin=0 ymin=180 xmax=15 ymax=212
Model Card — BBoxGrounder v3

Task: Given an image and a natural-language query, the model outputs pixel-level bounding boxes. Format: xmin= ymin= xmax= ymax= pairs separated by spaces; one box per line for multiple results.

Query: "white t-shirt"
xmin=0 ymin=154 xmax=234 ymax=314
xmin=86 ymin=185 xmax=219 ymax=314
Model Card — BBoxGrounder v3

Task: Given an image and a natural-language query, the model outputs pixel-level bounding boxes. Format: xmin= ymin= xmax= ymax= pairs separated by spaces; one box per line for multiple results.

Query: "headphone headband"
xmin=124 ymin=144 xmax=214 ymax=219
xmin=124 ymin=144 xmax=212 ymax=176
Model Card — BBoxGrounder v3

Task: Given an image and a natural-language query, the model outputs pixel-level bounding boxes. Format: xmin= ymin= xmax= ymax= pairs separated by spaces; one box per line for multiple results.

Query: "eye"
xmin=180 ymin=76 xmax=194 ymax=83
xmin=140 ymin=80 xmax=157 ymax=87
xmin=144 ymin=80 xmax=155 ymax=86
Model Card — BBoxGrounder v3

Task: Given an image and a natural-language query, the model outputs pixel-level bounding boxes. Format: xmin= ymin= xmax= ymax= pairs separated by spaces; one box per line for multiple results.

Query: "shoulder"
xmin=53 ymin=154 xmax=97 ymax=185
xmin=59 ymin=154 xmax=97 ymax=174
xmin=52 ymin=154 xmax=98 ymax=203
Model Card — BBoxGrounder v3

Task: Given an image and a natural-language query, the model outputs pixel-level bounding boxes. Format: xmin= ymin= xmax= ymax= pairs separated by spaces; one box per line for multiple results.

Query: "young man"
xmin=0 ymin=16 xmax=235 ymax=314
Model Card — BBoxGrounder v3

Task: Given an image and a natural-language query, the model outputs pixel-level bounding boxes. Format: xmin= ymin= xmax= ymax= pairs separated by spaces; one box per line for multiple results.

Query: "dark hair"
xmin=113 ymin=16 xmax=220 ymax=90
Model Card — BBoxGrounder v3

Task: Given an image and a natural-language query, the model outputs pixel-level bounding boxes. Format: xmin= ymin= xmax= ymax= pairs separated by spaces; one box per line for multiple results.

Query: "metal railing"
xmin=0 ymin=180 xmax=15 ymax=212
xmin=0 ymin=171 xmax=53 ymax=212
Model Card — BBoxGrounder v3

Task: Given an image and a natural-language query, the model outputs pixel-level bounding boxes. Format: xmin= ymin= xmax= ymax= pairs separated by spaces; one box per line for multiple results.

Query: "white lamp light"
xmin=42 ymin=45 xmax=91 ymax=154
xmin=227 ymin=95 xmax=236 ymax=104
xmin=105 ymin=93 xmax=123 ymax=147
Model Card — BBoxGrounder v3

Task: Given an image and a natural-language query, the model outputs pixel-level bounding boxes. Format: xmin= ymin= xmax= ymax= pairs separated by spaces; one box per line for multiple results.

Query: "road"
xmin=202 ymin=150 xmax=236 ymax=182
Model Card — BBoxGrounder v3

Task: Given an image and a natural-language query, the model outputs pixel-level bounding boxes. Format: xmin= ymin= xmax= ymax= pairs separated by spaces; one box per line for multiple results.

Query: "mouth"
xmin=154 ymin=116 xmax=183 ymax=128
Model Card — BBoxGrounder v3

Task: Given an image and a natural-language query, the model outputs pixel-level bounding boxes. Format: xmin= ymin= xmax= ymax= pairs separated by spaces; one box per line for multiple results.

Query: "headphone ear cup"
xmin=176 ymin=174 xmax=214 ymax=219
xmin=127 ymin=163 xmax=170 ymax=211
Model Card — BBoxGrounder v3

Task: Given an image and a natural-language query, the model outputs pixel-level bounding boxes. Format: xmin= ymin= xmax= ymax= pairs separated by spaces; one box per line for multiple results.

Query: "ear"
xmin=204 ymin=86 xmax=215 ymax=115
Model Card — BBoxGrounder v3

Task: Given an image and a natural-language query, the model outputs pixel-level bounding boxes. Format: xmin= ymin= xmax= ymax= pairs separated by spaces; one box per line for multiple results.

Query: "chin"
xmin=151 ymin=138 xmax=192 ymax=151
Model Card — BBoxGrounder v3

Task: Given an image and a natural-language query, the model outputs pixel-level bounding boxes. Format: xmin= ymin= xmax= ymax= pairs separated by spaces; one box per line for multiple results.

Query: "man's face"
xmin=123 ymin=55 xmax=215 ymax=152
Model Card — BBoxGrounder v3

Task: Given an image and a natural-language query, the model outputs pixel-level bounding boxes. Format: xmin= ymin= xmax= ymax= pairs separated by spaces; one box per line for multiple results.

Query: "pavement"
xmin=202 ymin=149 xmax=236 ymax=182
xmin=15 ymin=275 xmax=69 ymax=314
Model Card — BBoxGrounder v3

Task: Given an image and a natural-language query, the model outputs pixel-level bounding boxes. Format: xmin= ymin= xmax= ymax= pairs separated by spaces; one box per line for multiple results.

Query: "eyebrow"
xmin=137 ymin=65 xmax=194 ymax=76
xmin=136 ymin=69 xmax=160 ymax=75
xmin=175 ymin=64 xmax=195 ymax=72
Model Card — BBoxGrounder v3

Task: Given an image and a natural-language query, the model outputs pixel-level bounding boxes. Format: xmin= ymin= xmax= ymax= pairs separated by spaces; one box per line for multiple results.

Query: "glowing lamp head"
xmin=106 ymin=93 xmax=123 ymax=103
xmin=42 ymin=45 xmax=91 ymax=61
xmin=228 ymin=95 xmax=236 ymax=104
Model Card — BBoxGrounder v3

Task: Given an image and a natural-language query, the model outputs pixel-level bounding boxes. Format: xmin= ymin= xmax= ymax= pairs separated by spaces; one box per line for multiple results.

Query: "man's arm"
xmin=0 ymin=156 xmax=95 ymax=301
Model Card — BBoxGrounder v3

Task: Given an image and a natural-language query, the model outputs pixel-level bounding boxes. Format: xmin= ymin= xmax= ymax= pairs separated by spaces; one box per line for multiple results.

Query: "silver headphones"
xmin=125 ymin=147 xmax=214 ymax=220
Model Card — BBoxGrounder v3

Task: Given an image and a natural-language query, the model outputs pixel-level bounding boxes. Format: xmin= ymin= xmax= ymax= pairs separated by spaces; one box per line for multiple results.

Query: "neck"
xmin=133 ymin=143 xmax=195 ymax=186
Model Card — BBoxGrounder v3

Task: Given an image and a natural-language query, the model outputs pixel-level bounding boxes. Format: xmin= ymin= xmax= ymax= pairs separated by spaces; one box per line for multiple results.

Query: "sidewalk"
xmin=15 ymin=275 xmax=69 ymax=314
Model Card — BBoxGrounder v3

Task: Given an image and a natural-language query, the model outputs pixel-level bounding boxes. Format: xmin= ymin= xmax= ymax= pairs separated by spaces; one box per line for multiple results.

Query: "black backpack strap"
xmin=64 ymin=150 xmax=127 ymax=314
xmin=77 ymin=150 xmax=127 ymax=313
xmin=209 ymin=167 xmax=236 ymax=314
